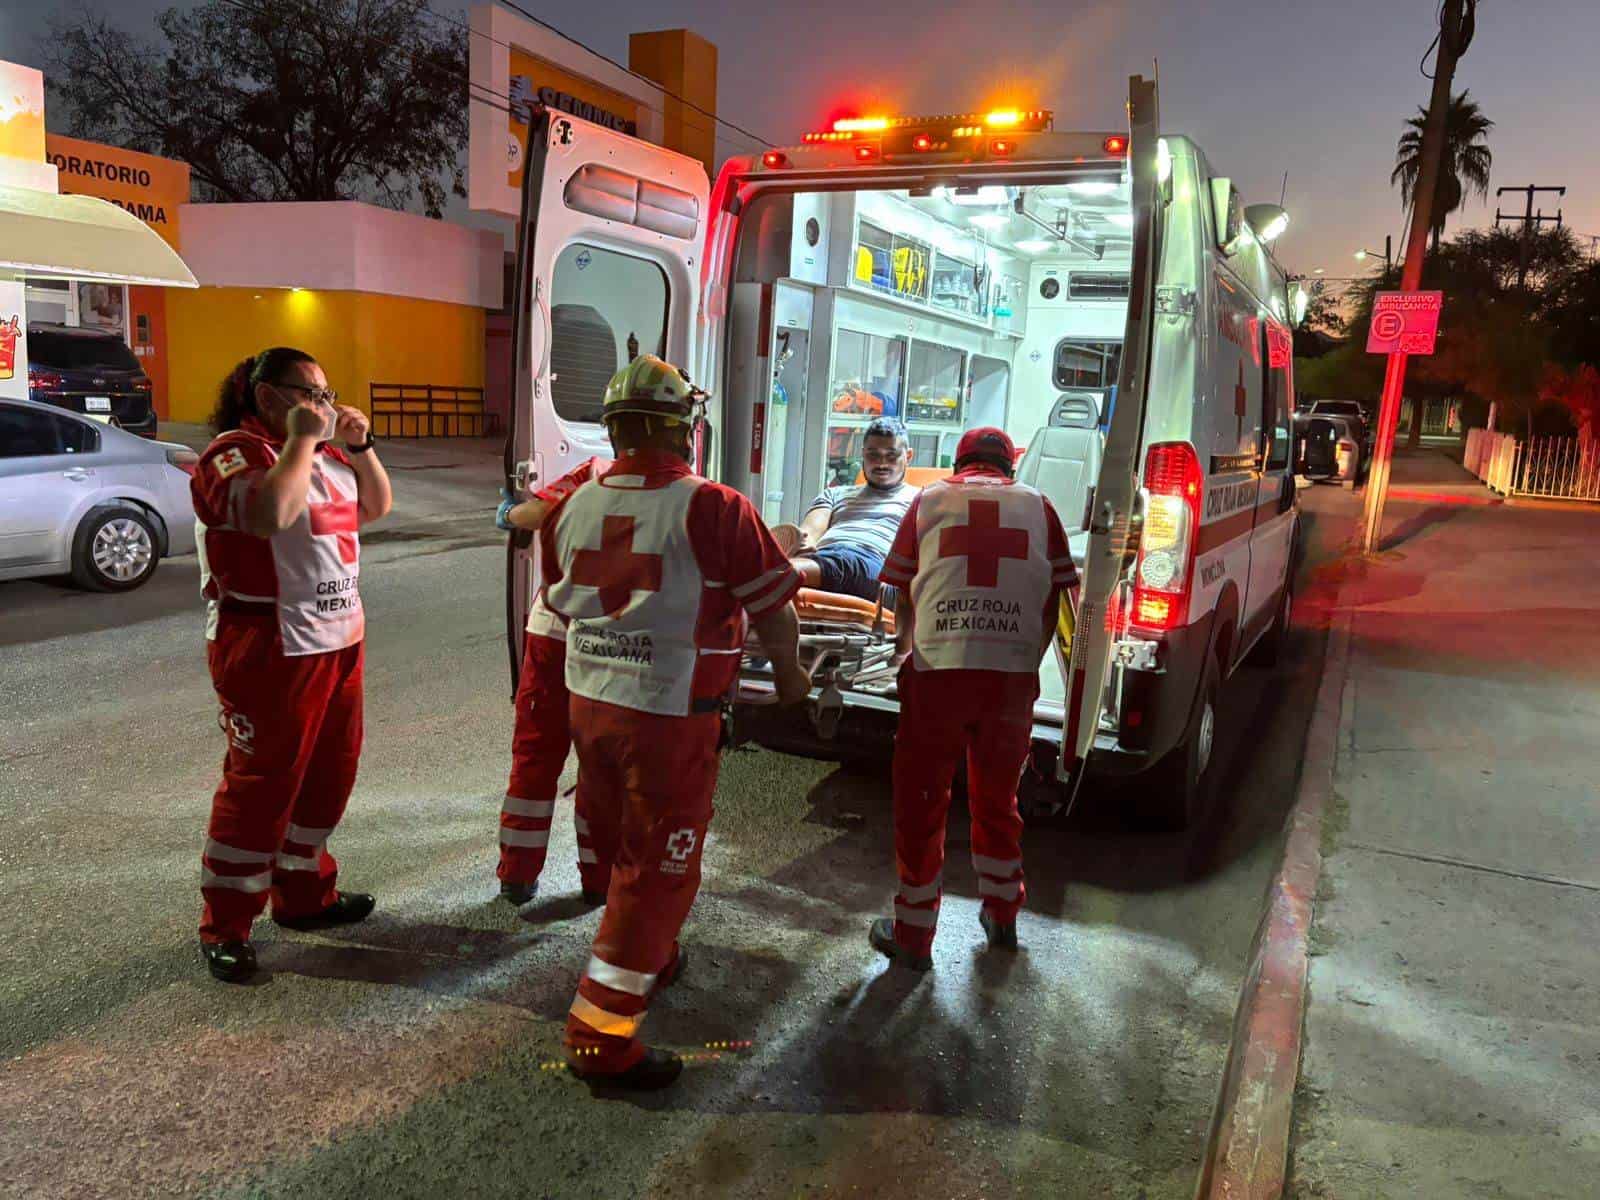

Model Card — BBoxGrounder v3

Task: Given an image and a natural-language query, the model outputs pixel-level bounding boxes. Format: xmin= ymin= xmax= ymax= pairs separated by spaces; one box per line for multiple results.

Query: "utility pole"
xmin=1360 ymin=0 xmax=1477 ymax=554
xmin=1494 ymin=185 xmax=1566 ymax=290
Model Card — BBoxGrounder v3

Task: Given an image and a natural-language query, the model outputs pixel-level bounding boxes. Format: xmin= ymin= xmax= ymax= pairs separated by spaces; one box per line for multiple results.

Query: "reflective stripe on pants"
xmin=564 ymin=697 xmax=720 ymax=1075
xmin=200 ymin=614 xmax=363 ymax=944
xmin=889 ymin=664 xmax=1035 ymax=955
xmin=498 ymin=633 xmax=610 ymax=894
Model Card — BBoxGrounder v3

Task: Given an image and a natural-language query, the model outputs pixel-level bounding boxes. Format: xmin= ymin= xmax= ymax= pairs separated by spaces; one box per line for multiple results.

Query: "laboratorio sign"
xmin=47 ymin=152 xmax=172 ymax=225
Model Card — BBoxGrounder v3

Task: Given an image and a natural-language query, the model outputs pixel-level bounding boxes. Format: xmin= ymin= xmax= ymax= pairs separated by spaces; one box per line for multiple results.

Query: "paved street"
xmin=0 ymin=446 xmax=1356 ymax=1200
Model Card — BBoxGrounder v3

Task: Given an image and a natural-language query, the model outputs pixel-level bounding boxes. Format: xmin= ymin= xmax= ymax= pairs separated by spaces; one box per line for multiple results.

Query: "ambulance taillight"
xmin=1132 ymin=442 xmax=1203 ymax=632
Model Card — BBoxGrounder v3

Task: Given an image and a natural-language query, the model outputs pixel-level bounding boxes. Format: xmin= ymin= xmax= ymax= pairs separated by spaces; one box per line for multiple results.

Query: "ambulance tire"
xmin=1132 ymin=654 xmax=1220 ymax=834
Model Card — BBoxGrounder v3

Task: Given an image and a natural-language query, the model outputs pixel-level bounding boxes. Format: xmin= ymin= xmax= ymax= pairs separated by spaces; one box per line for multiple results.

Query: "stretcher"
xmin=740 ymin=586 xmax=901 ymax=737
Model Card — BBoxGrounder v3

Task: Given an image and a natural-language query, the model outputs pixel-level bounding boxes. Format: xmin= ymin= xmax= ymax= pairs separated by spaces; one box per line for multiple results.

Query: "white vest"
xmin=525 ymin=592 xmax=567 ymax=642
xmin=198 ymin=442 xmax=363 ymax=657
xmin=545 ymin=474 xmax=704 ymax=716
xmin=908 ymin=477 xmax=1053 ymax=674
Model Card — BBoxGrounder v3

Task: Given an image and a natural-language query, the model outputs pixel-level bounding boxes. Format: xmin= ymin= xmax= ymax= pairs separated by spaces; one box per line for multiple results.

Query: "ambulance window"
xmin=1264 ymin=354 xmax=1292 ymax=470
xmin=906 ymin=342 xmax=965 ymax=425
xmin=1053 ymin=339 xmax=1123 ymax=389
xmin=549 ymin=243 xmax=669 ymax=424
xmin=829 ymin=330 xmax=904 ymax=417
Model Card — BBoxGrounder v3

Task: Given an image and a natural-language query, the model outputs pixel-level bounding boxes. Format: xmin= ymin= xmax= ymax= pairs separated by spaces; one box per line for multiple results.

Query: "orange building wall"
xmin=629 ymin=29 xmax=719 ymax=175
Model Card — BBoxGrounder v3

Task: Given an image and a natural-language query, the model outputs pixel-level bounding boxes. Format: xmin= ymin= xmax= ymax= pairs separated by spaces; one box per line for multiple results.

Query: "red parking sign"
xmin=1367 ymin=291 xmax=1443 ymax=355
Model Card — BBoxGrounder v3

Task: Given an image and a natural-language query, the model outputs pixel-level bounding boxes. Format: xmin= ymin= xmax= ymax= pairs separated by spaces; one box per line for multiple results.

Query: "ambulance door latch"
xmin=1155 ymin=286 xmax=1196 ymax=317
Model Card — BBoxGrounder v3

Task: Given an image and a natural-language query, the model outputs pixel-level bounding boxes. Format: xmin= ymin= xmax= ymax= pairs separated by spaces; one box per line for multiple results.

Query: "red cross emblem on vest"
xmin=938 ymin=498 xmax=1029 ymax=587
xmin=571 ymin=515 xmax=664 ymax=616
xmin=308 ymin=500 xmax=359 ymax=564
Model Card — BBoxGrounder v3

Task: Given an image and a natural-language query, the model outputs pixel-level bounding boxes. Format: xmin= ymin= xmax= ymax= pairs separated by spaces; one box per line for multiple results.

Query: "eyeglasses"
xmin=273 ymin=382 xmax=338 ymax=405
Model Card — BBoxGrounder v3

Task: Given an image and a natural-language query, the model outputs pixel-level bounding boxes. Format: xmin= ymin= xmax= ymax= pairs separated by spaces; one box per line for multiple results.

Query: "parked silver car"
xmin=0 ymin=397 xmax=197 ymax=591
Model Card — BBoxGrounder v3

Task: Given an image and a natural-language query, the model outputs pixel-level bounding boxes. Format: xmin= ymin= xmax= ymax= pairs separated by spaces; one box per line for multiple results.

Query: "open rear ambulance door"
xmin=1059 ymin=74 xmax=1166 ymax=791
xmin=504 ymin=109 xmax=710 ymax=686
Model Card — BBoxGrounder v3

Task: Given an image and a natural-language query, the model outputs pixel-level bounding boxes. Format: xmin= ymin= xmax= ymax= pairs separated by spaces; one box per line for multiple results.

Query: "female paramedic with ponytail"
xmin=190 ymin=348 xmax=392 ymax=982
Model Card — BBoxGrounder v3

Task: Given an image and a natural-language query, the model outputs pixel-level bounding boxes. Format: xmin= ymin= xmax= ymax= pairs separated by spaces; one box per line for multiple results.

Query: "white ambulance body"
xmin=505 ymin=79 xmax=1301 ymax=830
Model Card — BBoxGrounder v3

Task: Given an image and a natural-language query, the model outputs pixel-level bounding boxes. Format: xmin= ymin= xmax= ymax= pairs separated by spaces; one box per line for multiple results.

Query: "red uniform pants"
xmin=890 ymin=665 xmax=1037 ymax=956
xmin=498 ymin=633 xmax=605 ymax=894
xmin=199 ymin=614 xmax=363 ymax=944
xmin=563 ymin=697 xmax=721 ymax=1074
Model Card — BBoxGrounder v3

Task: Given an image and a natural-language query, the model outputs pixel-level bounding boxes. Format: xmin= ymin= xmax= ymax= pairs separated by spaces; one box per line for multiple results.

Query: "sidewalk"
xmin=1289 ymin=463 xmax=1600 ymax=1196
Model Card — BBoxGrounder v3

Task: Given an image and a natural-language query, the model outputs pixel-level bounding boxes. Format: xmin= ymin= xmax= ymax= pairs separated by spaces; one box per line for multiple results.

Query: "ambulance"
xmin=504 ymin=77 xmax=1302 ymax=831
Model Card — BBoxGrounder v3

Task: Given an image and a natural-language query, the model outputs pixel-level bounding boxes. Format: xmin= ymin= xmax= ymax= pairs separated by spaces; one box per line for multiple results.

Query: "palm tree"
xmin=1392 ymin=90 xmax=1494 ymax=252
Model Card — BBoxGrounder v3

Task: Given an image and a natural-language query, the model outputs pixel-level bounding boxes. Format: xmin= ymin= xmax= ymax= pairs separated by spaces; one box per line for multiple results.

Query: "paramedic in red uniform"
xmin=542 ymin=356 xmax=810 ymax=1090
xmin=872 ymin=428 xmax=1078 ymax=970
xmin=190 ymin=348 xmax=393 ymax=983
xmin=492 ymin=457 xmax=609 ymax=906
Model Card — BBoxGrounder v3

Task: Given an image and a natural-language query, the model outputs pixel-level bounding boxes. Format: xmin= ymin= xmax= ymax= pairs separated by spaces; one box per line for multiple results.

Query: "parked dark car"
xmin=1308 ymin=399 xmax=1371 ymax=452
xmin=1296 ymin=414 xmax=1363 ymax=488
xmin=26 ymin=323 xmax=157 ymax=438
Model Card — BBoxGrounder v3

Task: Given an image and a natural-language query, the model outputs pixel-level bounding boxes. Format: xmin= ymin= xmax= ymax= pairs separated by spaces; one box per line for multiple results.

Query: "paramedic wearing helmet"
xmin=871 ymin=427 xmax=1079 ymax=971
xmin=771 ymin=417 xmax=917 ymax=602
xmin=190 ymin=348 xmax=392 ymax=983
xmin=541 ymin=355 xmax=809 ymax=1090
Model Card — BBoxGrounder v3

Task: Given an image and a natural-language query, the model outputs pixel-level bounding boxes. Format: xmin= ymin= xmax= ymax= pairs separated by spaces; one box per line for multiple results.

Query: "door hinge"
xmin=1155 ymin=286 xmax=1196 ymax=316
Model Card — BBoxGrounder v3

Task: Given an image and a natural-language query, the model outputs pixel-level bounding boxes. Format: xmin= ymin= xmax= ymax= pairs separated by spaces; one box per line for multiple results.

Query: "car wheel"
xmin=1131 ymin=652 xmax=1221 ymax=834
xmin=1246 ymin=577 xmax=1293 ymax=669
xmin=71 ymin=505 xmax=159 ymax=592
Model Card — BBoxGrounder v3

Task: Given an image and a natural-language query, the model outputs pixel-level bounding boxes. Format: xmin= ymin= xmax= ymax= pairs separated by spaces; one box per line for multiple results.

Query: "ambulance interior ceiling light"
xmin=968 ymin=212 xmax=1009 ymax=231
xmin=1015 ymin=238 xmax=1057 ymax=254
xmin=1065 ymin=179 xmax=1121 ymax=197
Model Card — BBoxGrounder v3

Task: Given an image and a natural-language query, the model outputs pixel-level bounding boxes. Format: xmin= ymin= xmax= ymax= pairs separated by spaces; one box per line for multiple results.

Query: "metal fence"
xmin=1512 ymin=434 xmax=1600 ymax=501
xmin=369 ymin=384 xmax=496 ymax=439
xmin=1465 ymin=427 xmax=1600 ymax=501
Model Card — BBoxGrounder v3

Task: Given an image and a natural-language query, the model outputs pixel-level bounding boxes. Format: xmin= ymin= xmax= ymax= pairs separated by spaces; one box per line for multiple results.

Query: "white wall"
xmin=177 ymin=201 xmax=504 ymax=308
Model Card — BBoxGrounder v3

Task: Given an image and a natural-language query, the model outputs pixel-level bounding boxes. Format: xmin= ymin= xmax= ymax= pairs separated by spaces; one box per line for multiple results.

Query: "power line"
xmin=478 ymin=0 xmax=775 ymax=151
xmin=212 ymin=0 xmax=771 ymax=154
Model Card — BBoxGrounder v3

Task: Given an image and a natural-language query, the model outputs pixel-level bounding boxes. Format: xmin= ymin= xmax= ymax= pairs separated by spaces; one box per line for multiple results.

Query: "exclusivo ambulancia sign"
xmin=1366 ymin=290 xmax=1443 ymax=356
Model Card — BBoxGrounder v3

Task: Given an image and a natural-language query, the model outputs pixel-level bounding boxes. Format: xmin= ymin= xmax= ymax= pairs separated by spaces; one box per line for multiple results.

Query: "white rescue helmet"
xmin=601 ymin=355 xmax=708 ymax=425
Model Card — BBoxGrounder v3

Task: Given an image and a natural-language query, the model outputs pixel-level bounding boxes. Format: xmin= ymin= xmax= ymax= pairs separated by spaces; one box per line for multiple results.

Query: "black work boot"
xmin=201 ymin=939 xmax=257 ymax=983
xmin=500 ymin=880 xmax=539 ymax=906
xmin=869 ymin=917 xmax=933 ymax=972
xmin=979 ymin=909 xmax=1019 ymax=951
xmin=273 ymin=892 xmax=375 ymax=931
xmin=572 ymin=1046 xmax=684 ymax=1091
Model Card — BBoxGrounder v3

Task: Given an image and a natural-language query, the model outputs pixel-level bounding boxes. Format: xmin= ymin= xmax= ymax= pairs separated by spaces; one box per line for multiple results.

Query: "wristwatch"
xmin=347 ymin=436 xmax=376 ymax=454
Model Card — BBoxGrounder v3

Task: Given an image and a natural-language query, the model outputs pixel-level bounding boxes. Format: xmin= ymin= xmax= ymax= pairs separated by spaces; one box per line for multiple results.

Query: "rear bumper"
xmin=1104 ymin=611 xmax=1213 ymax=766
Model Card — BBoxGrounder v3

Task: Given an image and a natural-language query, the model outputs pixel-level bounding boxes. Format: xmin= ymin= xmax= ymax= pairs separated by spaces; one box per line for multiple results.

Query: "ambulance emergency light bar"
xmin=761 ymin=109 xmax=1128 ymax=170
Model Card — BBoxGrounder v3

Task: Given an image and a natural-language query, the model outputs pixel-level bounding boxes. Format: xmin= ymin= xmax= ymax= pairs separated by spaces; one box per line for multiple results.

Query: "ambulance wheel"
xmin=1246 ymin=578 xmax=1293 ymax=669
xmin=71 ymin=504 xmax=159 ymax=592
xmin=1132 ymin=655 xmax=1220 ymax=833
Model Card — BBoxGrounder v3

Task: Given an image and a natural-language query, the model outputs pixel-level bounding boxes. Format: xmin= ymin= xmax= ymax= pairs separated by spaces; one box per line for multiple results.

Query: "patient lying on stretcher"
xmin=769 ymin=418 xmax=917 ymax=603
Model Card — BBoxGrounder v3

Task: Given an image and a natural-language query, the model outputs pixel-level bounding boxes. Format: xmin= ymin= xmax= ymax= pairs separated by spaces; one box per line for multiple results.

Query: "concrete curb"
xmin=1194 ymin=600 xmax=1354 ymax=1200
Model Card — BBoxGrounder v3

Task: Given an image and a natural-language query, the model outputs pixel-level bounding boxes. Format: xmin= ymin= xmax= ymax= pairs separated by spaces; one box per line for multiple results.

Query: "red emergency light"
xmin=854 ymin=144 xmax=880 ymax=162
xmin=761 ymin=150 xmax=790 ymax=169
xmin=989 ymin=138 xmax=1016 ymax=157
xmin=912 ymin=133 xmax=934 ymax=152
xmin=1102 ymin=134 xmax=1129 ymax=156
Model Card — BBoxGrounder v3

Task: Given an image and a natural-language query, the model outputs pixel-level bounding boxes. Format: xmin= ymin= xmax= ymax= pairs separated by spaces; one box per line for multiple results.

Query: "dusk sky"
xmin=6 ymin=0 xmax=1597 ymax=280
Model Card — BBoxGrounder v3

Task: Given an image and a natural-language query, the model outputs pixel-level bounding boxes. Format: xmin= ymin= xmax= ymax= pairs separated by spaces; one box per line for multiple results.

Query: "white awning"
xmin=0 ymin=184 xmax=197 ymax=287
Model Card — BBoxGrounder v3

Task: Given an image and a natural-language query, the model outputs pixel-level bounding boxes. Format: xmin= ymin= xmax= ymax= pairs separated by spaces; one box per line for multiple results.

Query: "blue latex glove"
xmin=494 ymin=487 xmax=517 ymax=532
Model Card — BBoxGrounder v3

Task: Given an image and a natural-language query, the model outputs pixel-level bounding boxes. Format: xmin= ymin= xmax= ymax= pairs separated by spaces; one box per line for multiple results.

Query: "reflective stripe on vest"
xmin=909 ymin=478 xmax=1053 ymax=673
